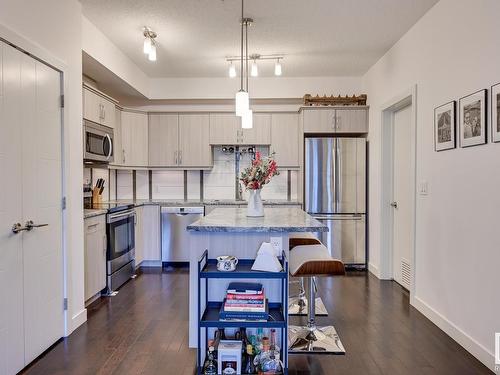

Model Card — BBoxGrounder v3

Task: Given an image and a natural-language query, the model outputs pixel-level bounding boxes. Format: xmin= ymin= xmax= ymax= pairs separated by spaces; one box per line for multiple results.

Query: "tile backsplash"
xmin=85 ymin=146 xmax=298 ymax=201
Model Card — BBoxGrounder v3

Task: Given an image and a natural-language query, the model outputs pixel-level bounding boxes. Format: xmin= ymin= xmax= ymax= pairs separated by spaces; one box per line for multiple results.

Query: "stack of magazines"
xmin=219 ymin=282 xmax=269 ymax=321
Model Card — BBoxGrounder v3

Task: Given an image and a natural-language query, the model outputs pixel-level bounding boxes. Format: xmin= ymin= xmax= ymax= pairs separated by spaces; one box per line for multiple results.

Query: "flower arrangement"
xmin=240 ymin=151 xmax=279 ymax=190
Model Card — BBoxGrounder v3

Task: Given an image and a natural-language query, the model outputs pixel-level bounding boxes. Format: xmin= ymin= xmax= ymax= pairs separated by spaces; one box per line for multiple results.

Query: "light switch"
xmin=419 ymin=181 xmax=428 ymax=195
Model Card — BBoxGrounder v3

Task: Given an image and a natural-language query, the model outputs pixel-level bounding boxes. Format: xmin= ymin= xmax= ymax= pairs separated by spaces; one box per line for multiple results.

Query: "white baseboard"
xmin=67 ymin=308 xmax=87 ymax=336
xmin=368 ymin=262 xmax=380 ymax=278
xmin=412 ymin=296 xmax=495 ymax=372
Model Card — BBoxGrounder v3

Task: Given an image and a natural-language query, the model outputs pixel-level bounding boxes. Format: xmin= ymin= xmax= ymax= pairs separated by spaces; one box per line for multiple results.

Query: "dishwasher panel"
xmin=161 ymin=206 xmax=204 ymax=263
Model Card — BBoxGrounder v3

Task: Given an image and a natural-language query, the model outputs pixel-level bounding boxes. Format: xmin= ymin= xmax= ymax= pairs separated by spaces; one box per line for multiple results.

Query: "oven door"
xmin=107 ymin=209 xmax=135 ymax=273
xmin=84 ymin=121 xmax=114 ymax=163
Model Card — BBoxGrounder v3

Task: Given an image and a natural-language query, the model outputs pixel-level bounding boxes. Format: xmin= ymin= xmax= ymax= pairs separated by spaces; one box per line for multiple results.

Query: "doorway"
xmin=0 ymin=39 xmax=64 ymax=373
xmin=379 ymin=86 xmax=417 ymax=297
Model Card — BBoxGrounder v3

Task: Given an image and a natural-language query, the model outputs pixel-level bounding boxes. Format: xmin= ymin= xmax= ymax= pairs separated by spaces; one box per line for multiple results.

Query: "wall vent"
xmin=401 ymin=259 xmax=411 ymax=290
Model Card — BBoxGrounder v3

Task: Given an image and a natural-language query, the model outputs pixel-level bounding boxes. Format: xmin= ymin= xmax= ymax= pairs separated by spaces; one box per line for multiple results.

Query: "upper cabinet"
xmin=270 ymin=113 xmax=299 ymax=168
xmin=302 ymin=107 xmax=368 ymax=134
xmin=83 ymin=86 xmax=116 ymax=129
xmin=209 ymin=113 xmax=271 ymax=145
xmin=149 ymin=113 xmax=212 ymax=168
xmin=121 ymin=111 xmax=149 ymax=167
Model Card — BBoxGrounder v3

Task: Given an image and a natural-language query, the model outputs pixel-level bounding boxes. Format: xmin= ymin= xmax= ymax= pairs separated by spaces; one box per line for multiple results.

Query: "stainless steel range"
xmin=105 ymin=204 xmax=136 ymax=294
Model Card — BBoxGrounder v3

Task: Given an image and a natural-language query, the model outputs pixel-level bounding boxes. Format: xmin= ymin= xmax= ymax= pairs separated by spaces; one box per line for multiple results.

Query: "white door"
xmin=392 ymin=105 xmax=412 ymax=289
xmin=0 ymin=40 xmax=26 ymax=375
xmin=0 ymin=41 xmax=64 ymax=371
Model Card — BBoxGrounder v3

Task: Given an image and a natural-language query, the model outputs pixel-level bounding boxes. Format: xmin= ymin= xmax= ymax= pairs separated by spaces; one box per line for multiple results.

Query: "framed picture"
xmin=491 ymin=83 xmax=500 ymax=142
xmin=434 ymin=101 xmax=456 ymax=151
xmin=459 ymin=89 xmax=487 ymax=147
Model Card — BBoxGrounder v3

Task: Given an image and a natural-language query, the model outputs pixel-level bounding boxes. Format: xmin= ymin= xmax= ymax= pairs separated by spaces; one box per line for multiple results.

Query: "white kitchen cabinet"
xmin=149 ymin=113 xmax=179 ymax=167
xmin=149 ymin=113 xmax=211 ymax=168
xmin=271 ymin=113 xmax=300 ymax=168
xmin=302 ymin=107 xmax=368 ymax=134
xmin=209 ymin=113 xmax=238 ymax=144
xmin=84 ymin=215 xmax=107 ymax=302
xmin=242 ymin=113 xmax=271 ymax=145
xmin=135 ymin=205 xmax=161 ymax=264
xmin=121 ymin=111 xmax=149 ymax=167
xmin=83 ymin=86 xmax=116 ymax=128
xmin=179 ymin=114 xmax=211 ymax=167
xmin=113 ymin=108 xmax=123 ymax=165
xmin=210 ymin=113 xmax=271 ymax=145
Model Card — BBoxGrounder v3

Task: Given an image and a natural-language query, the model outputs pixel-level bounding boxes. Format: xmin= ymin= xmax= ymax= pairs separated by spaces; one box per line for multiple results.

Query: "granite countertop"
xmin=84 ymin=199 xmax=301 ymax=219
xmin=84 ymin=209 xmax=108 ymax=219
xmin=187 ymin=207 xmax=328 ymax=233
xmin=103 ymin=199 xmax=301 ymax=207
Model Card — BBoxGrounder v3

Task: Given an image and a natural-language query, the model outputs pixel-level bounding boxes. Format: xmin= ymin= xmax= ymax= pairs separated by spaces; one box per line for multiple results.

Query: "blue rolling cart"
xmin=197 ymin=249 xmax=289 ymax=374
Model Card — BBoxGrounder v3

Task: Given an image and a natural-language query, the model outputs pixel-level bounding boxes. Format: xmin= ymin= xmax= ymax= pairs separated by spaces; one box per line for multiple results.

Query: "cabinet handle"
xmin=103 ymin=235 xmax=107 ymax=253
xmin=174 ymin=151 xmax=178 ymax=165
xmin=103 ymin=106 xmax=106 ymax=120
xmin=179 ymin=150 xmax=182 ymax=165
xmin=123 ymin=149 xmax=126 ymax=164
xmin=332 ymin=115 xmax=336 ymax=129
xmin=337 ymin=115 xmax=341 ymax=130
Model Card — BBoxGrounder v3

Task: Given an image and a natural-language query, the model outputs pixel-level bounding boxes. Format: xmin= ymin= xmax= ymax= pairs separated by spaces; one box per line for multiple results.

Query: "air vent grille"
xmin=401 ymin=259 xmax=411 ymax=289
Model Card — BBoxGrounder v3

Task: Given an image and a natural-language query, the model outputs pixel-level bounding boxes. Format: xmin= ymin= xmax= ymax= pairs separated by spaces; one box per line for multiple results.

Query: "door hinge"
xmin=62 ymin=196 xmax=67 ymax=210
xmin=63 ymin=298 xmax=68 ymax=311
xmin=60 ymin=94 xmax=65 ymax=108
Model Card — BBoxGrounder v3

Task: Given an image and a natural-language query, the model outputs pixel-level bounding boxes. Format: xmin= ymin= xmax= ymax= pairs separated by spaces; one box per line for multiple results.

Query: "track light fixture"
xmin=143 ymin=27 xmax=158 ymax=61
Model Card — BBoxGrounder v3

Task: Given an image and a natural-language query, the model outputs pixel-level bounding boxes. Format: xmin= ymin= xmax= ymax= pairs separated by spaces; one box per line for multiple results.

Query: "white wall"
xmin=82 ymin=16 xmax=150 ymax=98
xmin=0 ymin=0 xmax=86 ymax=334
xmin=363 ymin=0 xmax=500 ymax=370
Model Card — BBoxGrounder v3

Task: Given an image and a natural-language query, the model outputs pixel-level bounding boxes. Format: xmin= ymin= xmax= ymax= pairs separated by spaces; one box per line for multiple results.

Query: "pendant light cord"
xmin=240 ymin=0 xmax=244 ymax=92
xmin=245 ymin=18 xmax=249 ymax=92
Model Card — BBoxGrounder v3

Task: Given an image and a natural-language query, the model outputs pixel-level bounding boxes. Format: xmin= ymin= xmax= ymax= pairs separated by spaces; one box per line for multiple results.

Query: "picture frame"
xmin=459 ymin=89 xmax=487 ymax=148
xmin=434 ymin=101 xmax=456 ymax=151
xmin=491 ymin=83 xmax=500 ymax=143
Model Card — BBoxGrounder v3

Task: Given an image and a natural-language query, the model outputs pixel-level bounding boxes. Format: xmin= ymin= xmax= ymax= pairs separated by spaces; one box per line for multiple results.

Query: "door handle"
xmin=25 ymin=220 xmax=49 ymax=230
xmin=390 ymin=201 xmax=398 ymax=208
xmin=12 ymin=223 xmax=29 ymax=234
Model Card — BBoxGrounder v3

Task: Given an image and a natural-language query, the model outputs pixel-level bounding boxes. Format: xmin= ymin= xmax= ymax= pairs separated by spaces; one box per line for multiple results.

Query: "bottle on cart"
xmin=243 ymin=344 xmax=256 ymax=374
xmin=235 ymin=327 xmax=250 ymax=358
xmin=203 ymin=346 xmax=217 ymax=375
xmin=203 ymin=340 xmax=215 ymax=370
xmin=255 ymin=330 xmax=281 ymax=373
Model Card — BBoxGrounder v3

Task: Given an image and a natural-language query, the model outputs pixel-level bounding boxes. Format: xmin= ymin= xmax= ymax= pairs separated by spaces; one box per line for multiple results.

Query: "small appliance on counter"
xmin=105 ymin=204 xmax=136 ymax=294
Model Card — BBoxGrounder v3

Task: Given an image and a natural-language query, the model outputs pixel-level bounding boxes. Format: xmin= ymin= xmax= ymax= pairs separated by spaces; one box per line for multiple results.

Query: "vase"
xmin=247 ymin=189 xmax=264 ymax=217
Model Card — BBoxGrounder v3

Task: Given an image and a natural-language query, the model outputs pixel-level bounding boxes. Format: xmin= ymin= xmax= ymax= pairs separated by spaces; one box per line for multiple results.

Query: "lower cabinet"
xmin=84 ymin=215 xmax=107 ymax=302
xmin=135 ymin=205 xmax=161 ymax=265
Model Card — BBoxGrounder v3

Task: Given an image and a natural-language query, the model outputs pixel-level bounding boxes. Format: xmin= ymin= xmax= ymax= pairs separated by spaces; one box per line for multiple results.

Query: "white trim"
xmin=378 ymin=85 xmax=418 ymax=303
xmin=368 ymin=262 xmax=381 ymax=278
xmin=68 ymin=309 xmax=88 ymax=336
xmin=140 ymin=260 xmax=163 ymax=267
xmin=413 ymin=296 xmax=496 ymax=372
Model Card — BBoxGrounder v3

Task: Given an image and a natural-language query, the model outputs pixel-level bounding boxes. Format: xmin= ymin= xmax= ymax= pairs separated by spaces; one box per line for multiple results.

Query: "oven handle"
xmin=107 ymin=210 xmax=136 ymax=223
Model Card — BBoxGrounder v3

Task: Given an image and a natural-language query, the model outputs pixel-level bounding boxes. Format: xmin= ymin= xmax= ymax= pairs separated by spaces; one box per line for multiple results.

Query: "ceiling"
xmin=81 ymin=0 xmax=438 ymax=78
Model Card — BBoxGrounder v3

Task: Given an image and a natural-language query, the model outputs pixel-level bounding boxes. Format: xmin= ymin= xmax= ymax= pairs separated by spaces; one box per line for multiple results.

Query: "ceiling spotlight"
xmin=229 ymin=62 xmax=237 ymax=78
xmin=251 ymin=60 xmax=258 ymax=77
xmin=274 ymin=59 xmax=282 ymax=76
xmin=143 ymin=27 xmax=158 ymax=61
xmin=148 ymin=43 xmax=157 ymax=61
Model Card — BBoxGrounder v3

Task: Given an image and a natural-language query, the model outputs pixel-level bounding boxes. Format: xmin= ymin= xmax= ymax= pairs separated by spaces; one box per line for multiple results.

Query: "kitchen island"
xmin=187 ymin=207 xmax=327 ymax=371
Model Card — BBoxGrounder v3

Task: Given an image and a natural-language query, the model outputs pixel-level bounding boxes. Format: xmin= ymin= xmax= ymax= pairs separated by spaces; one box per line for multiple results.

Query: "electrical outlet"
xmin=270 ymin=236 xmax=282 ymax=256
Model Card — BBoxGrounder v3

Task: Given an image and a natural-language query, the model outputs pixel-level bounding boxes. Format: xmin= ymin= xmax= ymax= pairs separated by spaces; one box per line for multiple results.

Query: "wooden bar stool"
xmin=288 ymin=244 xmax=346 ymax=354
xmin=288 ymin=233 xmax=328 ymax=316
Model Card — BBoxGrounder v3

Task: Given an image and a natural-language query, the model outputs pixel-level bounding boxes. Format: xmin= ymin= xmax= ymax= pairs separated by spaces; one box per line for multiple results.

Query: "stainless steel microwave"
xmin=84 ymin=120 xmax=114 ymax=163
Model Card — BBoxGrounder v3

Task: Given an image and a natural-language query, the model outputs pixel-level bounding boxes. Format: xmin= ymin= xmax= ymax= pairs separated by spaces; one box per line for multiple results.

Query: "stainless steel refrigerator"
xmin=305 ymin=137 xmax=367 ymax=267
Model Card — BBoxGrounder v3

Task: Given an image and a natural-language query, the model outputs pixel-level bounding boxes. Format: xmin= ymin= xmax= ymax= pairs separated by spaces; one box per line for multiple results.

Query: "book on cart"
xmin=226 ymin=282 xmax=264 ymax=295
xmin=219 ymin=299 xmax=269 ymax=321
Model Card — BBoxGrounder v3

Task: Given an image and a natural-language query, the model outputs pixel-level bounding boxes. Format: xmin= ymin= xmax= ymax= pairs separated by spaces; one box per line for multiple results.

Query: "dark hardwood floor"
xmin=22 ymin=268 xmax=491 ymax=375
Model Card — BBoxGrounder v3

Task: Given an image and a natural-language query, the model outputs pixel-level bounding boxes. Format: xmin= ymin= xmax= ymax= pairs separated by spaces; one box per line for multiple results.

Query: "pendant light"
xmin=251 ymin=59 xmax=258 ymax=77
xmin=235 ymin=0 xmax=248 ymax=117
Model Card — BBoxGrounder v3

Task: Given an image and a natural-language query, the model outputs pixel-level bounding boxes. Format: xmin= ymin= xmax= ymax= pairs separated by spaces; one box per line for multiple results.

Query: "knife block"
xmin=92 ymin=188 xmax=102 ymax=206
